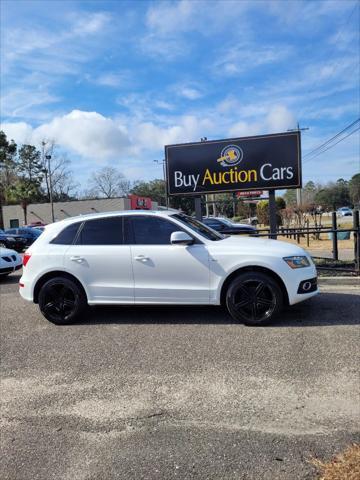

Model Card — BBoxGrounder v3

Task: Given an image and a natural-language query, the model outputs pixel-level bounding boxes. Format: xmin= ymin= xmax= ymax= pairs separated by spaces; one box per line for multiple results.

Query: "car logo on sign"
xmin=217 ymin=145 xmax=243 ymax=167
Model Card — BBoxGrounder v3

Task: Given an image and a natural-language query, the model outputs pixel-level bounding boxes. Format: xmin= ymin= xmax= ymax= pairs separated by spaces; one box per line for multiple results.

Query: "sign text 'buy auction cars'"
xmin=165 ymin=131 xmax=301 ymax=196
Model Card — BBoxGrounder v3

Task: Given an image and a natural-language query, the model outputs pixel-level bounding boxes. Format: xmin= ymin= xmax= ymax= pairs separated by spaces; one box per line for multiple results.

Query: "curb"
xmin=318 ymin=276 xmax=360 ymax=286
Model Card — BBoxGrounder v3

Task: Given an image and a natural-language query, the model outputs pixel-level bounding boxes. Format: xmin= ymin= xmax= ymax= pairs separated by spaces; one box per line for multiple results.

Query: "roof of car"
xmin=58 ymin=209 xmax=179 ymax=224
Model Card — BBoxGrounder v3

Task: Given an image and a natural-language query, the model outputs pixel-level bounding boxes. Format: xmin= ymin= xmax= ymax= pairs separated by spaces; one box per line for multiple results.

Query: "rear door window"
xmin=51 ymin=222 xmax=82 ymax=245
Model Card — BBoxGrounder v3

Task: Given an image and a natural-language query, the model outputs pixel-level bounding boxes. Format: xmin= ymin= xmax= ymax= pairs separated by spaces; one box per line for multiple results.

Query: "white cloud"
xmin=94 ymin=72 xmax=130 ymax=88
xmin=265 ymin=105 xmax=296 ymax=132
xmin=174 ymin=84 xmax=203 ymax=100
xmin=1 ymin=86 xmax=60 ymax=119
xmin=2 ymin=110 xmax=130 ymax=161
xmin=228 ymin=121 xmax=263 ymax=138
xmin=228 ymin=105 xmax=296 ymax=137
xmin=146 ymin=0 xmax=195 ymax=35
xmin=71 ymin=12 xmax=110 ymax=36
xmin=0 ymin=122 xmax=34 ymax=144
xmin=134 ymin=115 xmax=214 ymax=152
xmin=213 ymin=44 xmax=293 ymax=77
xmin=141 ymin=0 xmax=251 ymax=59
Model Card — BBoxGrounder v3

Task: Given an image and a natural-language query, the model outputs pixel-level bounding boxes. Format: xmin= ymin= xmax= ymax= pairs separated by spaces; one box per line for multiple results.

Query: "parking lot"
xmin=1 ymin=272 xmax=359 ymax=480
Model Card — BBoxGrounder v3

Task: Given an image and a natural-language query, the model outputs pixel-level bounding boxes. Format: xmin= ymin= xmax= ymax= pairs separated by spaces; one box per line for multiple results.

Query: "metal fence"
xmin=255 ymin=210 xmax=360 ymax=275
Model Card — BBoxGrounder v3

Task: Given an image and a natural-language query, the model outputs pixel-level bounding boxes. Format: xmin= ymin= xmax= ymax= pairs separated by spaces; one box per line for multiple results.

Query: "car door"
xmin=63 ymin=216 xmax=134 ymax=303
xmin=127 ymin=215 xmax=210 ymax=304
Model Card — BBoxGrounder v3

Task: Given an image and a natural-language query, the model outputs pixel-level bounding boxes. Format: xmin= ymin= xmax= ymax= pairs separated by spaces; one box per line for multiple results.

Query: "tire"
xmin=0 ymin=242 xmax=6 ymax=248
xmin=226 ymin=271 xmax=283 ymax=326
xmin=38 ymin=276 xmax=87 ymax=325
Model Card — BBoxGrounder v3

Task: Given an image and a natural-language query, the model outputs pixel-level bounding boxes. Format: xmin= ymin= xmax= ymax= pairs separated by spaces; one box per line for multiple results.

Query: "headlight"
xmin=283 ymin=256 xmax=310 ymax=269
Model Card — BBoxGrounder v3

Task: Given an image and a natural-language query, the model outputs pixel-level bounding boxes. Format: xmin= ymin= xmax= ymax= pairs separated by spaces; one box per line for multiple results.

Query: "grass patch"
xmin=311 ymin=444 xmax=360 ymax=479
xmin=313 ymin=258 xmax=358 ymax=276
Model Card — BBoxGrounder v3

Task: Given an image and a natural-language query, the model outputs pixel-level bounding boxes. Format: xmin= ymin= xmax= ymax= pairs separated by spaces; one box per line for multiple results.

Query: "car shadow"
xmin=0 ymin=272 xmax=22 ymax=284
xmin=78 ymin=292 xmax=360 ymax=328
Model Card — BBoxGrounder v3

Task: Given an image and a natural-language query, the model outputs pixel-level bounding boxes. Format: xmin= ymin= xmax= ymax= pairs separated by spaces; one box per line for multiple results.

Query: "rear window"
xmin=51 ymin=222 xmax=82 ymax=245
xmin=77 ymin=217 xmax=123 ymax=245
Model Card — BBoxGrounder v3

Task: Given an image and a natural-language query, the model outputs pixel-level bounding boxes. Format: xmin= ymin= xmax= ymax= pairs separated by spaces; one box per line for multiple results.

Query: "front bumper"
xmin=297 ymin=277 xmax=317 ymax=294
xmin=286 ymin=264 xmax=319 ymax=305
xmin=0 ymin=263 xmax=22 ymax=275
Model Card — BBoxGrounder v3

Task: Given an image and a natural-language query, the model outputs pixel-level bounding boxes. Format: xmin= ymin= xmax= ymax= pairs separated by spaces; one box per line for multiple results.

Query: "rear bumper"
xmin=19 ymin=279 xmax=33 ymax=301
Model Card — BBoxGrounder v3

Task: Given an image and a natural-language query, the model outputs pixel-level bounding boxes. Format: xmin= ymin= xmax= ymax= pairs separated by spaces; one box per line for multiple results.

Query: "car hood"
xmin=0 ymin=246 xmax=19 ymax=256
xmin=209 ymin=234 xmax=309 ymax=257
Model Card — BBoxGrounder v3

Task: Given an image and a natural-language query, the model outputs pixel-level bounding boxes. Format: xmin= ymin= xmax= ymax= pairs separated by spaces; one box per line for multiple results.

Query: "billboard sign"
xmin=165 ymin=131 xmax=301 ymax=196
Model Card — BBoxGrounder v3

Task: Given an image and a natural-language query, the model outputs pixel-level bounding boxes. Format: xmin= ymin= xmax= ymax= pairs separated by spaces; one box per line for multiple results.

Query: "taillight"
xmin=23 ymin=253 xmax=31 ymax=267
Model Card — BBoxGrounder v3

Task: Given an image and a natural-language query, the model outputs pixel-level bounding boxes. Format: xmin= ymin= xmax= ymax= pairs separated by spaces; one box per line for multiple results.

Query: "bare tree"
xmin=88 ymin=167 xmax=131 ymax=198
xmin=40 ymin=140 xmax=79 ymax=201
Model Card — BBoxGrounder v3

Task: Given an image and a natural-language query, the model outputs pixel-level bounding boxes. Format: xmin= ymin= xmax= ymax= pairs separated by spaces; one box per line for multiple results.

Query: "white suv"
xmin=19 ymin=211 xmax=318 ymax=326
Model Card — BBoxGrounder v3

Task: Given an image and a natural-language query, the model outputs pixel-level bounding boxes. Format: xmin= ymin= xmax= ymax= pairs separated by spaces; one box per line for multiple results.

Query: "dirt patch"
xmin=310 ymin=443 xmax=360 ymax=480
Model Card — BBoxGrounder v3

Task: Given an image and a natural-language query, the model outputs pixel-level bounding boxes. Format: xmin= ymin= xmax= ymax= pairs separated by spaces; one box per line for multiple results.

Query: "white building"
xmin=1 ymin=196 xmax=158 ymax=229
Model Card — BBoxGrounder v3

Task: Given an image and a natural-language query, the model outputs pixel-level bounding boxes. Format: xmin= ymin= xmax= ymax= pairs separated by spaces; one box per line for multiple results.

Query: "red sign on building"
xmin=129 ymin=194 xmax=152 ymax=210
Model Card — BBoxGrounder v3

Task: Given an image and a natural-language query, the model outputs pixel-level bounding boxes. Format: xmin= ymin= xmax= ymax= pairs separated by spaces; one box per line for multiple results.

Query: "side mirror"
xmin=170 ymin=231 xmax=194 ymax=245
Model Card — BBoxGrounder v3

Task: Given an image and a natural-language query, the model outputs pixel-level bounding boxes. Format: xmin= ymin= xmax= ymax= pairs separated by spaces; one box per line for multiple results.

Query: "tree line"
xmin=1 ymin=129 xmax=359 ymax=225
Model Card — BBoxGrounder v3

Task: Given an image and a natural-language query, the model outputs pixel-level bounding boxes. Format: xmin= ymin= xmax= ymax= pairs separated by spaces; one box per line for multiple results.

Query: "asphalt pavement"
xmin=1 ymin=272 xmax=359 ymax=480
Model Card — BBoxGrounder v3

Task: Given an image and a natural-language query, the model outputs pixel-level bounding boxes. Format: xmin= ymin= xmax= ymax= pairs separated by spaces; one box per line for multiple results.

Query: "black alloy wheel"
xmin=38 ymin=277 xmax=87 ymax=325
xmin=226 ymin=272 xmax=283 ymax=326
xmin=0 ymin=241 xmax=6 ymax=248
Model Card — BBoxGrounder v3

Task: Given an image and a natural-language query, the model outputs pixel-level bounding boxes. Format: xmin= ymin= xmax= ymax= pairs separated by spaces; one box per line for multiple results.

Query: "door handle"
xmin=70 ymin=256 xmax=85 ymax=263
xmin=134 ymin=255 xmax=149 ymax=262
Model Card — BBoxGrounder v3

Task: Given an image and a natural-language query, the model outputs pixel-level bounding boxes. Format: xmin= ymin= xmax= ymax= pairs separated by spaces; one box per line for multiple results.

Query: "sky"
xmin=1 ymin=0 xmax=359 ymax=190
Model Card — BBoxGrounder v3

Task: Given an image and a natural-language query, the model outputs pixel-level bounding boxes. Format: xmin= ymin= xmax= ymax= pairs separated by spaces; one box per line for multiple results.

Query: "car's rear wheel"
xmin=226 ymin=272 xmax=283 ymax=326
xmin=0 ymin=241 xmax=6 ymax=248
xmin=38 ymin=277 xmax=87 ymax=325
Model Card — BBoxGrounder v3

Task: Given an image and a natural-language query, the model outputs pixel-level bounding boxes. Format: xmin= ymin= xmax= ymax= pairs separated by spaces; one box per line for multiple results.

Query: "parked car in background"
xmin=337 ymin=207 xmax=352 ymax=217
xmin=0 ymin=247 xmax=22 ymax=276
xmin=5 ymin=227 xmax=42 ymax=247
xmin=202 ymin=217 xmax=257 ymax=235
xmin=27 ymin=221 xmax=46 ymax=228
xmin=20 ymin=210 xmax=318 ymax=326
xmin=0 ymin=229 xmax=27 ymax=252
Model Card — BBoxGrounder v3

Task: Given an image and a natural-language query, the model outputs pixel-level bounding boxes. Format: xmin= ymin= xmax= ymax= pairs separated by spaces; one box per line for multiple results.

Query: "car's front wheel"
xmin=226 ymin=272 xmax=283 ymax=326
xmin=38 ymin=276 xmax=87 ymax=325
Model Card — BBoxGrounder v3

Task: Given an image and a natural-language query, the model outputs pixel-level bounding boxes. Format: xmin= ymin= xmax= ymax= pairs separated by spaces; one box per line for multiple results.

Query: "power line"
xmin=304 ymin=125 xmax=360 ymax=162
xmin=303 ymin=118 xmax=360 ymax=159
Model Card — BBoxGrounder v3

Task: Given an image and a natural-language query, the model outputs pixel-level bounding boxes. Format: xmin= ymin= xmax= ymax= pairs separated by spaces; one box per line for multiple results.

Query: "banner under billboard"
xmin=165 ymin=131 xmax=301 ymax=196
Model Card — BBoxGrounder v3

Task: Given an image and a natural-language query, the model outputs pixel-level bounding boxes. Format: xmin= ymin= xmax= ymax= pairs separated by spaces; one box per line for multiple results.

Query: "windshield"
xmin=172 ymin=214 xmax=225 ymax=241
xmin=218 ymin=218 xmax=234 ymax=226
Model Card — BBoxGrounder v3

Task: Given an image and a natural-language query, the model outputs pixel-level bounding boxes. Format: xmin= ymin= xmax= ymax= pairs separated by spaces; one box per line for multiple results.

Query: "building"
xmin=1 ymin=195 xmax=158 ymax=229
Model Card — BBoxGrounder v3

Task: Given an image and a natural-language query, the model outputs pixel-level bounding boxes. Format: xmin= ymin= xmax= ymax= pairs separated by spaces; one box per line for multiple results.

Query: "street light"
xmin=42 ymin=141 xmax=55 ymax=222
xmin=153 ymin=159 xmax=169 ymax=208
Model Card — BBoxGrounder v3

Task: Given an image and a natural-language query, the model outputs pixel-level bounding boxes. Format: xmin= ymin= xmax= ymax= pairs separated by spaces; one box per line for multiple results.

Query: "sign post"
xmin=194 ymin=196 xmax=202 ymax=221
xmin=268 ymin=190 xmax=277 ymax=239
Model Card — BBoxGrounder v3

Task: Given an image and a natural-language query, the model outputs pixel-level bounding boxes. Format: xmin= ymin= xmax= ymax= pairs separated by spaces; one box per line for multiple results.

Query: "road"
xmin=1 ymin=272 xmax=359 ymax=480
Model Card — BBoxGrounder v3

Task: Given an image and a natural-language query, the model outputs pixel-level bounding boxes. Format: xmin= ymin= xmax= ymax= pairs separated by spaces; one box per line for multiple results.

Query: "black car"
xmin=0 ymin=229 xmax=27 ymax=251
xmin=202 ymin=217 xmax=257 ymax=235
xmin=5 ymin=227 xmax=42 ymax=247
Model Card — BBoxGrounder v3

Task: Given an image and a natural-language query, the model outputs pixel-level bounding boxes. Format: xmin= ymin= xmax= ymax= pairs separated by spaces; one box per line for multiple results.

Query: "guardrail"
xmin=255 ymin=210 xmax=360 ymax=275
